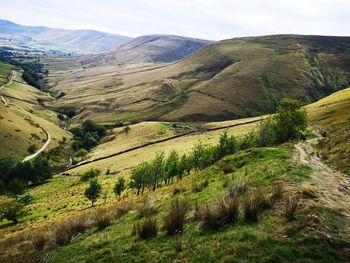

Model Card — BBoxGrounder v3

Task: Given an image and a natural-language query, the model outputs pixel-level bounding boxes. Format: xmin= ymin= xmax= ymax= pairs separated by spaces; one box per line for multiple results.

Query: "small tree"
xmin=80 ymin=168 xmax=101 ymax=182
xmin=123 ymin=126 xmax=131 ymax=135
xmin=165 ymin=150 xmax=180 ymax=184
xmin=84 ymin=179 xmax=102 ymax=206
xmin=75 ymin=148 xmax=88 ymax=160
xmin=114 ymin=177 xmax=125 ymax=199
xmin=130 ymin=162 xmax=150 ymax=195
xmin=273 ymin=98 xmax=307 ymax=143
xmin=150 ymin=152 xmax=165 ymax=191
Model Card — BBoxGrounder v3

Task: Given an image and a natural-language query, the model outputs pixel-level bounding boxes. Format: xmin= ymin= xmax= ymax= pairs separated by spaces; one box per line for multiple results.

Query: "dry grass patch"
xmin=132 ymin=218 xmax=158 ymax=239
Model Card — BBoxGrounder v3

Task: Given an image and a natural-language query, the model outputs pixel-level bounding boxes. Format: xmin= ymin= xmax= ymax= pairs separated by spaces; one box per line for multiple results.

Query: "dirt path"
xmin=0 ymin=69 xmax=51 ymax=162
xmin=295 ymin=137 xmax=350 ymax=234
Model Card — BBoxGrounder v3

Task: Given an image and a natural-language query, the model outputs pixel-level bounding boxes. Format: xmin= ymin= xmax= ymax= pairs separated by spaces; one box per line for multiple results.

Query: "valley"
xmin=0 ymin=15 xmax=350 ymax=263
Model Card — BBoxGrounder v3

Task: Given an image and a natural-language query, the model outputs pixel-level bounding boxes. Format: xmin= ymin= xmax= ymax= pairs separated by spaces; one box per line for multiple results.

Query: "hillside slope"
xmin=46 ymin=35 xmax=350 ymax=123
xmin=0 ymin=19 xmax=132 ymax=54
xmin=81 ymin=34 xmax=211 ymax=66
xmin=306 ymin=87 xmax=350 ymax=174
xmin=0 ymin=62 xmax=71 ymax=159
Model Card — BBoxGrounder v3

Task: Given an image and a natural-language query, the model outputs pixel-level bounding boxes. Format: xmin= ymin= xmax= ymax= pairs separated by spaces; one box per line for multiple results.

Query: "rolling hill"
xmin=46 ymin=34 xmax=350 ymax=124
xmin=81 ymin=34 xmax=211 ymax=66
xmin=0 ymin=19 xmax=132 ymax=54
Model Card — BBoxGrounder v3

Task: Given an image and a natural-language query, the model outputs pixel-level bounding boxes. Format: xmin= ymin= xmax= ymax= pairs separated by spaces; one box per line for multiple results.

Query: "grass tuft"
xmin=163 ymin=198 xmax=191 ymax=235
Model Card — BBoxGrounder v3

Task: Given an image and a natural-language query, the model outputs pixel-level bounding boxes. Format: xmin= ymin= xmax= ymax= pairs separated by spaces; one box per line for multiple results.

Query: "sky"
xmin=1 ymin=0 xmax=349 ymax=40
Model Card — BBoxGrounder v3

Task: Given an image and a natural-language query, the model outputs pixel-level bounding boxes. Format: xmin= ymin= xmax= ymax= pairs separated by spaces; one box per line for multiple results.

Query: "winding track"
xmin=0 ymin=69 xmax=51 ymax=162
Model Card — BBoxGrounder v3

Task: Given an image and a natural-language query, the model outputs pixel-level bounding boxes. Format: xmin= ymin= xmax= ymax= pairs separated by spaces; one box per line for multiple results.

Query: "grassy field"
xmin=1 ymin=145 xmax=348 ymax=262
xmin=305 ymin=87 xmax=350 ymax=174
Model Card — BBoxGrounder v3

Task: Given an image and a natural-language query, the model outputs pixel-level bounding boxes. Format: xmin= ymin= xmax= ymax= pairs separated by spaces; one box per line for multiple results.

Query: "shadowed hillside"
xmin=46 ymin=35 xmax=350 ymax=124
xmin=81 ymin=34 xmax=211 ymax=66
xmin=0 ymin=19 xmax=132 ymax=54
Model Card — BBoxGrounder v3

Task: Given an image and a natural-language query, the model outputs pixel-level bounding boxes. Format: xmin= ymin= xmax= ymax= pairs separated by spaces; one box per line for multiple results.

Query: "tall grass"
xmin=163 ymin=198 xmax=191 ymax=235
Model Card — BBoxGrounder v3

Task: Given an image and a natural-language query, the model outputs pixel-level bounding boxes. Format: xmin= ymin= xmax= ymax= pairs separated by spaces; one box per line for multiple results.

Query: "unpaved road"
xmin=295 ymin=138 xmax=350 ymax=235
xmin=0 ymin=69 xmax=51 ymax=162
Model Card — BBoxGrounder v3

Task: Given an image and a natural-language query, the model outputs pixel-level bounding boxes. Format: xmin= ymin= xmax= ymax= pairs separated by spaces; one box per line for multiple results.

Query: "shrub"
xmin=242 ymin=193 xmax=261 ymax=223
xmin=0 ymin=201 xmax=25 ymax=224
xmin=93 ymin=209 xmax=112 ymax=231
xmin=17 ymin=193 xmax=34 ymax=205
xmin=80 ymin=168 xmax=101 ymax=182
xmin=163 ymin=198 xmax=191 ymax=235
xmin=69 ymin=216 xmax=89 ymax=235
xmin=192 ymin=179 xmax=209 ymax=193
xmin=31 ymin=233 xmax=47 ymax=251
xmin=273 ymin=98 xmax=307 ymax=143
xmin=190 ymin=142 xmax=214 ymax=170
xmin=214 ymin=132 xmax=238 ymax=161
xmin=84 ymin=179 xmax=102 ymax=206
xmin=75 ymin=148 xmax=88 ymax=161
xmin=137 ymin=197 xmax=157 ymax=218
xmin=285 ymin=196 xmax=299 ymax=221
xmin=133 ymin=218 xmax=157 ymax=239
xmin=54 ymin=223 xmax=72 ymax=246
xmin=257 ymin=118 xmax=276 ymax=147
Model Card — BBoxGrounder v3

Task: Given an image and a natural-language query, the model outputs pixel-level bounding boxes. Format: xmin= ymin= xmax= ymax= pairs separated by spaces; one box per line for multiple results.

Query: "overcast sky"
xmin=1 ymin=0 xmax=349 ymax=40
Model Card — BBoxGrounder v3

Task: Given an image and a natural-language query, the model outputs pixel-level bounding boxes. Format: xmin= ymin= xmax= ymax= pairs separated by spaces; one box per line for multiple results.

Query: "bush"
xmin=80 ymin=168 xmax=101 ymax=182
xmin=285 ymin=196 xmax=299 ymax=221
xmin=69 ymin=216 xmax=89 ymax=235
xmin=189 ymin=142 xmax=214 ymax=170
xmin=0 ymin=201 xmax=25 ymax=224
xmin=93 ymin=209 xmax=112 ymax=231
xmin=273 ymin=98 xmax=307 ymax=143
xmin=257 ymin=118 xmax=276 ymax=147
xmin=214 ymin=132 xmax=238 ymax=161
xmin=137 ymin=197 xmax=157 ymax=218
xmin=31 ymin=233 xmax=47 ymax=251
xmin=17 ymin=193 xmax=34 ymax=205
xmin=133 ymin=218 xmax=157 ymax=239
xmin=54 ymin=223 xmax=72 ymax=246
xmin=163 ymin=198 xmax=191 ymax=235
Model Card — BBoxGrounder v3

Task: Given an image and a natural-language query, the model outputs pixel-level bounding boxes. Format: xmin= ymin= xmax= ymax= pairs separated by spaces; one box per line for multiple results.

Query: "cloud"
xmin=1 ymin=0 xmax=349 ymax=39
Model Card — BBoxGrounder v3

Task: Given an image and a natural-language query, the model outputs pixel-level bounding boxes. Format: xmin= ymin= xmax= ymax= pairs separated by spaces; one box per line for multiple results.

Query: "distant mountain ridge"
xmin=0 ymin=18 xmax=133 ymax=54
xmin=81 ymin=34 xmax=211 ymax=65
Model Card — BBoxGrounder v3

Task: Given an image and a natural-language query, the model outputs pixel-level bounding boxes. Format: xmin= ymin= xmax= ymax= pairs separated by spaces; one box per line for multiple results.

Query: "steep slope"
xmin=0 ymin=62 xmax=71 ymax=159
xmin=0 ymin=19 xmax=132 ymax=54
xmin=46 ymin=35 xmax=350 ymax=124
xmin=305 ymin=87 xmax=350 ymax=174
xmin=81 ymin=34 xmax=211 ymax=66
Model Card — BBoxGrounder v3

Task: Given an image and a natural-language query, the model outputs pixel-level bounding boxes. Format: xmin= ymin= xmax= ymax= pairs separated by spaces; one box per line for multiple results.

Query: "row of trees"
xmin=82 ymin=98 xmax=307 ymax=203
xmin=128 ymin=98 xmax=307 ymax=195
xmin=0 ymin=156 xmax=51 ymax=194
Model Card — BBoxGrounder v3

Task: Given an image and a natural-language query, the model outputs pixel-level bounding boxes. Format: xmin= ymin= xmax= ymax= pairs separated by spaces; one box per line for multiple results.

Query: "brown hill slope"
xmin=81 ymin=34 xmax=211 ymax=66
xmin=46 ymin=35 xmax=350 ymax=123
